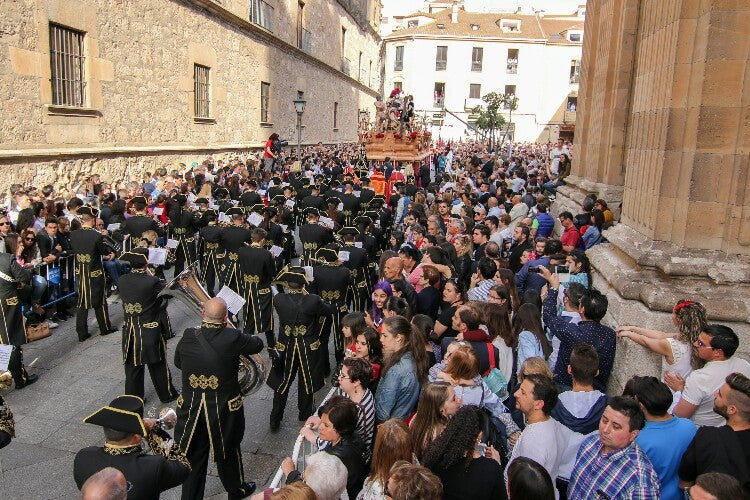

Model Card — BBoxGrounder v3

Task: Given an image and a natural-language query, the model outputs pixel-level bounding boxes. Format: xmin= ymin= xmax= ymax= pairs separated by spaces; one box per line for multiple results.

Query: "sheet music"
xmin=337 ymin=203 xmax=344 ymax=211
xmin=319 ymin=217 xmax=334 ymax=229
xmin=0 ymin=344 xmax=12 ymax=371
xmin=165 ymin=239 xmax=179 ymax=249
xmin=153 ymin=207 xmax=164 ymax=216
xmin=216 ymin=286 xmax=246 ymax=315
xmin=354 ymin=242 xmax=363 ymax=248
xmin=247 ymin=212 xmax=263 ymax=227
xmin=218 ymin=212 xmax=230 ymax=223
xmin=106 ymin=223 xmax=121 ymax=231
xmin=148 ymin=248 xmax=167 ymax=265
xmin=269 ymin=245 xmax=283 ymax=258
xmin=285 ymin=199 xmax=295 ymax=209
xmin=302 ymin=266 xmax=314 ymax=283
xmin=338 ymin=250 xmax=350 ymax=262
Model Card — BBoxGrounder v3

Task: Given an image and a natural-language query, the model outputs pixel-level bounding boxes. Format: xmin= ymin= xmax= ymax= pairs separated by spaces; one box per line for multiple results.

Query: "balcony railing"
xmin=465 ymin=97 xmax=484 ymax=110
xmin=341 ymin=57 xmax=351 ymax=76
xmin=570 ymin=74 xmax=580 ymax=84
xmin=564 ymin=110 xmax=577 ymax=123
xmin=436 ymin=60 xmax=447 ymax=71
xmin=507 ymin=59 xmax=518 ymax=74
xmin=471 ymin=61 xmax=483 ymax=72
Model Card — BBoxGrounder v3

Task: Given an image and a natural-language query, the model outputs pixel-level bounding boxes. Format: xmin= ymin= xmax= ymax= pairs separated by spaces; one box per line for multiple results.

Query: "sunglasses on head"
xmin=25 ymin=237 xmax=36 ymax=242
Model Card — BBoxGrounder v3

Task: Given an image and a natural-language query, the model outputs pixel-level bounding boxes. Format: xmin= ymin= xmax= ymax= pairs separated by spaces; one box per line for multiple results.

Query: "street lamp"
xmin=293 ymin=98 xmax=306 ymax=161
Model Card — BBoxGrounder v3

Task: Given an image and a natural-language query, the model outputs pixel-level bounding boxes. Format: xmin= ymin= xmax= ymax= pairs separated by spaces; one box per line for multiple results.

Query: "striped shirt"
xmin=568 ymin=434 xmax=660 ymax=499
xmin=356 ymin=389 xmax=375 ymax=460
xmin=467 ymin=279 xmax=495 ymax=302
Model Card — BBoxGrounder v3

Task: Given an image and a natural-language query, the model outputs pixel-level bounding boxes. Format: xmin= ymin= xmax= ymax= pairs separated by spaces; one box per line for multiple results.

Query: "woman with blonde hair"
xmin=356 ymin=419 xmax=413 ymax=499
xmin=452 ymin=234 xmax=473 ymax=288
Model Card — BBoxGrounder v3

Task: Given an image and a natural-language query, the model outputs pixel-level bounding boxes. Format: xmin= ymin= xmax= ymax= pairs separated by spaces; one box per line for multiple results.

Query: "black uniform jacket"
xmin=123 ymin=214 xmax=164 ymax=251
xmin=70 ymin=227 xmax=109 ymax=309
xmin=174 ymin=323 xmax=263 ymax=461
xmin=119 ymin=269 xmax=166 ymax=365
xmin=0 ymin=253 xmax=31 ymax=346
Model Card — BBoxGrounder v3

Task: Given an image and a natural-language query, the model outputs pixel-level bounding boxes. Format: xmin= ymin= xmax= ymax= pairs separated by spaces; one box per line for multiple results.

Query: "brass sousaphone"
xmin=159 ymin=263 xmax=268 ymax=396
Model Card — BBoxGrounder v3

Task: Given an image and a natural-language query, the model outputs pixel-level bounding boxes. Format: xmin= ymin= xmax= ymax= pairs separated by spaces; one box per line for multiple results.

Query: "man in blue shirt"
xmin=628 ymin=376 xmax=696 ymax=500
xmin=514 ymin=239 xmax=563 ymax=296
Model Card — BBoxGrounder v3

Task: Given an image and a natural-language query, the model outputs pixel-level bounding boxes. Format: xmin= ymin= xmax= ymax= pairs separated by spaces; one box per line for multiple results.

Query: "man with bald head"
xmin=174 ymin=297 xmax=264 ymax=500
xmin=80 ymin=467 xmax=127 ymax=500
xmin=383 ymin=256 xmax=418 ymax=314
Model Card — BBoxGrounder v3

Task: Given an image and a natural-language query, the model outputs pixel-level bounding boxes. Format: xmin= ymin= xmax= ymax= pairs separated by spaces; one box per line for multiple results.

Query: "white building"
xmin=382 ymin=2 xmax=584 ymax=143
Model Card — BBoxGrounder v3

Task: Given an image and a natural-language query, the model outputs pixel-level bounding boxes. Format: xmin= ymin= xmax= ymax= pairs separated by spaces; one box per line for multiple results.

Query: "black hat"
xmin=78 ymin=206 xmax=99 ymax=217
xmin=338 ymin=227 xmax=360 ymax=237
xmin=131 ymin=196 xmax=148 ymax=206
xmin=354 ymin=215 xmax=372 ymax=226
xmin=195 ymin=197 xmax=209 ymax=205
xmin=83 ymin=395 xmax=147 ymax=436
xmin=394 ymin=181 xmax=405 ymax=189
xmin=249 ymin=203 xmax=265 ymax=214
xmin=225 ymin=206 xmax=245 ymax=217
xmin=174 ymin=193 xmax=187 ymax=204
xmin=327 ymin=197 xmax=341 ymax=205
xmin=270 ymin=195 xmax=286 ymax=206
xmin=311 ymin=184 xmax=321 ymax=191
xmin=301 ymin=178 xmax=311 ymax=186
xmin=263 ymin=205 xmax=278 ymax=216
xmin=215 ymin=187 xmax=229 ymax=198
xmin=316 ymin=246 xmax=339 ymax=263
xmin=118 ymin=249 xmax=149 ymax=267
xmin=342 ymin=180 xmax=355 ymax=187
xmin=363 ymin=210 xmax=379 ymax=220
xmin=271 ymin=176 xmax=283 ymax=185
xmin=274 ymin=266 xmax=309 ymax=286
xmin=304 ymin=207 xmax=321 ymax=217
xmin=203 ymin=209 xmax=218 ymax=219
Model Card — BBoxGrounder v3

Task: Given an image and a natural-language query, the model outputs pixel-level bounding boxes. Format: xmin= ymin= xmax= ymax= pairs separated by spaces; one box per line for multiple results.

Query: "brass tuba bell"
xmin=0 ymin=371 xmax=12 ymax=390
xmin=158 ymin=263 xmax=269 ymax=396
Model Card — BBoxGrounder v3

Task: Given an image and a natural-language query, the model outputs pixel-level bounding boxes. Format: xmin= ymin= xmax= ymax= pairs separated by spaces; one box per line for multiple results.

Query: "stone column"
xmin=554 ymin=0 xmax=639 ymax=218
xmin=559 ymin=0 xmax=750 ymax=392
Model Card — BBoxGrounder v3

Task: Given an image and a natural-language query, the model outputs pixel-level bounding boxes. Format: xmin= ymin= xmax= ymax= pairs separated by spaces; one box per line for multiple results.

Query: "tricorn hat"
xmin=270 ymin=195 xmax=286 ymax=206
xmin=316 ymin=246 xmax=339 ymax=263
xmin=195 ymin=197 xmax=209 ymax=205
xmin=327 ymin=196 xmax=341 ymax=206
xmin=303 ymin=207 xmax=321 ymax=217
xmin=118 ymin=249 xmax=149 ymax=267
xmin=354 ymin=215 xmax=372 ymax=226
xmin=225 ymin=206 xmax=245 ymax=217
xmin=83 ymin=395 xmax=147 ymax=436
xmin=274 ymin=266 xmax=309 ymax=286
xmin=263 ymin=205 xmax=278 ymax=216
xmin=215 ymin=187 xmax=229 ymax=198
xmin=338 ymin=227 xmax=360 ymax=237
xmin=249 ymin=203 xmax=266 ymax=214
xmin=78 ymin=206 xmax=99 ymax=217
xmin=131 ymin=196 xmax=148 ymax=206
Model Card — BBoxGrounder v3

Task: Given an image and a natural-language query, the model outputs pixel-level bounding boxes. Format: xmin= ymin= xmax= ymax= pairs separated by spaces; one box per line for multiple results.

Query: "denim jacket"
xmin=375 ymin=352 xmax=420 ymax=422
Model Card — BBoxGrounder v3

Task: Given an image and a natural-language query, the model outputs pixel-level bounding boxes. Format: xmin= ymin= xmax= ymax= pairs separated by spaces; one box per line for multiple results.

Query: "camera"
xmin=272 ymin=139 xmax=289 ymax=153
xmin=528 ymin=266 xmax=542 ymax=273
xmin=555 ymin=265 xmax=570 ymax=274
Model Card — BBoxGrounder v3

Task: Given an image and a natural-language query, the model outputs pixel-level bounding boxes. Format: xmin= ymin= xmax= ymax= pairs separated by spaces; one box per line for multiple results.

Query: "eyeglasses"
xmin=0 ymin=222 xmax=9 ymax=226
xmin=337 ymin=373 xmax=350 ymax=380
xmin=24 ymin=237 xmax=36 ymax=242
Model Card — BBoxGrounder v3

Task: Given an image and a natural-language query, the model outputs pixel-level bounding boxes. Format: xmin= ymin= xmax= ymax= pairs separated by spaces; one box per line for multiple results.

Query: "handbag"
xmin=25 ymin=321 xmax=51 ymax=343
xmin=482 ymin=343 xmax=509 ymax=400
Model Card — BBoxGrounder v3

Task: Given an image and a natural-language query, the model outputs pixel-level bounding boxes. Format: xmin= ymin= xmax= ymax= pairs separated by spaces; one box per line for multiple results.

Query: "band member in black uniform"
xmin=311 ymin=246 xmax=352 ymax=373
xmin=298 ymin=208 xmax=333 ymax=267
xmin=339 ymin=227 xmax=369 ymax=312
xmin=358 ymin=176 xmax=376 ymax=208
xmin=269 ymin=268 xmax=335 ymax=430
xmin=259 ymin=205 xmax=284 ymax=272
xmin=168 ymin=194 xmax=199 ymax=275
xmin=271 ymin=195 xmax=295 ymax=265
xmin=238 ymin=228 xmax=275 ymax=347
xmin=198 ymin=209 xmax=222 ymax=295
xmin=239 ymin=180 xmax=262 ymax=207
xmin=339 ymin=180 xmax=361 ymax=227
xmin=194 ymin=197 xmax=211 ymax=226
xmin=0 ymin=392 xmax=14 ymax=449
xmin=325 ymin=196 xmax=345 ymax=233
xmin=123 ymin=196 xmax=164 ymax=251
xmin=118 ymin=249 xmax=178 ymax=403
xmin=70 ymin=206 xmax=116 ymax=341
xmin=219 ymin=207 xmax=251 ymax=296
xmin=75 ymin=395 xmax=190 ymax=499
xmin=174 ymin=298 xmax=264 ymax=500
xmin=299 ymin=184 xmax=326 ymax=212
xmin=354 ymin=215 xmax=379 ymax=303
xmin=215 ymin=187 xmax=233 ymax=214
xmin=0 ymin=249 xmax=38 ymax=388
xmin=267 ymin=177 xmax=284 ymax=201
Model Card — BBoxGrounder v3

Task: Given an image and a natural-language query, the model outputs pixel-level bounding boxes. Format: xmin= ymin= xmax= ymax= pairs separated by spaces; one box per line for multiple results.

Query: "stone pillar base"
xmin=553 ymin=175 xmax=624 ymax=220
xmin=587 ymin=224 xmax=750 ymax=393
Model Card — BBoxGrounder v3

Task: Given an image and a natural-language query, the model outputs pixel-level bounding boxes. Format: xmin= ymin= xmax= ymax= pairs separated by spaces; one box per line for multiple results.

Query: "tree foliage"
xmin=472 ymin=92 xmax=518 ymax=144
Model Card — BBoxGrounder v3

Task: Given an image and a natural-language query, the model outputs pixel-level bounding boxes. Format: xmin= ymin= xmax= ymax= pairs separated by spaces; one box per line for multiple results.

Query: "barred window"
xmin=394 ymin=46 xmax=404 ymax=71
xmin=469 ymin=84 xmax=481 ymax=99
xmin=49 ymin=23 xmax=86 ymax=107
xmin=261 ymin=82 xmax=270 ymax=123
xmin=471 ymin=47 xmax=483 ymax=72
xmin=194 ymin=64 xmax=210 ymax=118
xmin=435 ymin=46 xmax=447 ymax=71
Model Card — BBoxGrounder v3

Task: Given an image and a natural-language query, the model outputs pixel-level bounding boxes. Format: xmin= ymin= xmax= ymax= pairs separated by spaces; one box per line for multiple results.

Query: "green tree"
xmin=473 ymin=92 xmax=517 ymax=150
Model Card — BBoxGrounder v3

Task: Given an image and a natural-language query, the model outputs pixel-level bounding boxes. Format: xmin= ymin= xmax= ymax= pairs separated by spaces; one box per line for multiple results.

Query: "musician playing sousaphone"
xmin=269 ymin=267 xmax=336 ymax=431
xmin=122 ymin=196 xmax=164 ymax=252
xmin=174 ymin=297 xmax=264 ymax=500
xmin=118 ymin=248 xmax=178 ymax=403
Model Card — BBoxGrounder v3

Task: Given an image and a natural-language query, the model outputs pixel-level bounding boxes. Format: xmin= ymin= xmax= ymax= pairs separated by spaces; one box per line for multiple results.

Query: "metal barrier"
xmin=33 ymin=255 xmax=76 ymax=313
xmin=269 ymin=386 xmax=338 ymax=489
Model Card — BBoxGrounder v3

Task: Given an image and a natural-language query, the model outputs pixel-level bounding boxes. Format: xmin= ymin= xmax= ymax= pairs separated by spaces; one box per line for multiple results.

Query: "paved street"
xmin=0 ymin=274 xmax=325 ymax=499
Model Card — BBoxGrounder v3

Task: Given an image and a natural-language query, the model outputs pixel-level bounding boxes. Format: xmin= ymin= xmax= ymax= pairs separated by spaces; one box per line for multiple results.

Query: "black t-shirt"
xmin=433 ymin=457 xmax=507 ymax=500
xmin=437 ymin=305 xmax=459 ymax=338
xmin=679 ymin=425 xmax=750 ymax=493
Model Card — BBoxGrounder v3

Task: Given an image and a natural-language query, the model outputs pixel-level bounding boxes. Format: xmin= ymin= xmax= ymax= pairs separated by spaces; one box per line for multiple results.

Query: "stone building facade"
xmin=555 ymin=0 xmax=750 ymax=391
xmin=0 ymin=0 xmax=382 ymax=192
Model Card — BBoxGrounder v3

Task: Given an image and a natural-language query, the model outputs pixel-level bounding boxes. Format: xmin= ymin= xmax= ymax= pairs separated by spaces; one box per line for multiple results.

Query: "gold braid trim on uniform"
xmin=189 ymin=374 xmax=219 ymax=390
xmin=103 ymin=443 xmax=142 ymax=456
xmin=145 ymin=427 xmax=192 ymax=471
xmin=0 ymin=399 xmax=15 ymax=438
xmin=200 ymin=321 xmax=226 ymax=329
